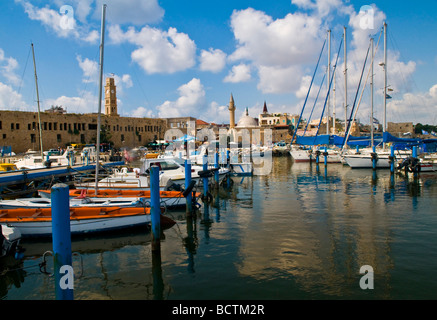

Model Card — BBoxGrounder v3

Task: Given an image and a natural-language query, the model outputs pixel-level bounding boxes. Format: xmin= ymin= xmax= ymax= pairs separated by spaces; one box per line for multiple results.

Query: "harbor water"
xmin=1 ymin=156 xmax=437 ymax=300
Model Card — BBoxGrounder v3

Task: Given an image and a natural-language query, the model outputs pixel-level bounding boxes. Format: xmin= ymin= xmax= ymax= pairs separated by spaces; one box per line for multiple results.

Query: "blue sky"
xmin=1 ymin=0 xmax=436 ymax=126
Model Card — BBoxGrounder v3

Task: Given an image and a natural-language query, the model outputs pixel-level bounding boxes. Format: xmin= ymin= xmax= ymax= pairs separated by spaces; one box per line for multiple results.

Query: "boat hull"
xmin=0 ymin=207 xmax=175 ymax=237
xmin=343 ymin=155 xmax=391 ymax=168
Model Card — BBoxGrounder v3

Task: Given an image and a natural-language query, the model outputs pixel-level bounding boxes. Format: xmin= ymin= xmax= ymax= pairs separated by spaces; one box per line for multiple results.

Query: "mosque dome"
xmin=236 ymin=107 xmax=258 ymax=128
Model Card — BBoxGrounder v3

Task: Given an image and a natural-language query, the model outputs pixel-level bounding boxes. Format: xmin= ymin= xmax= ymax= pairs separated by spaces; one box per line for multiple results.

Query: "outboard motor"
xmin=1 ymin=225 xmax=24 ymax=259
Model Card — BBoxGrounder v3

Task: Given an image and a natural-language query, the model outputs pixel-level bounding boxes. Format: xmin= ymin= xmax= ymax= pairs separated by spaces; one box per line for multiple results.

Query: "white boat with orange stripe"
xmin=0 ymin=206 xmax=175 ymax=237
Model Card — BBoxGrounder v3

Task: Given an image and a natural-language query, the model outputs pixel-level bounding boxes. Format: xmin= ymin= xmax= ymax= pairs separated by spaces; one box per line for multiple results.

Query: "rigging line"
xmin=120 ymin=42 xmax=152 ymax=110
xmin=314 ymin=35 xmax=344 ymax=141
xmin=291 ymin=38 xmax=327 ymax=144
xmin=343 ymin=30 xmax=383 ymax=149
xmin=303 ymin=72 xmax=326 ymax=136
xmin=17 ymin=44 xmax=32 ymax=96
xmin=341 ymin=43 xmax=371 ymax=148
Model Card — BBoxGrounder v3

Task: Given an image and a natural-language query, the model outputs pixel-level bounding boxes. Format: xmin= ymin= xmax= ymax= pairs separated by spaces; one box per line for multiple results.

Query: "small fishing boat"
xmin=272 ymin=141 xmax=290 ymax=156
xmin=0 ymin=206 xmax=175 ymax=237
xmin=0 ymin=163 xmax=18 ymax=172
xmin=37 ymin=188 xmax=201 ymax=209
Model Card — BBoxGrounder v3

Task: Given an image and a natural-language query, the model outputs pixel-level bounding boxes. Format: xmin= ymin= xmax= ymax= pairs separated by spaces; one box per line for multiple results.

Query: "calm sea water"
xmin=2 ymin=156 xmax=437 ymax=300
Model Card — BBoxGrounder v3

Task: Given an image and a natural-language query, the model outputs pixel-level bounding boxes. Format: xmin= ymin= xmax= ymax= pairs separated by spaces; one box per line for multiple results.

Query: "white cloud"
xmin=0 ymin=49 xmax=20 ymax=86
xmin=16 ymin=0 xmax=98 ymax=43
xmin=44 ymin=90 xmax=97 ymax=114
xmin=76 ymin=55 xmax=98 ymax=83
xmin=228 ymin=8 xmax=323 ymax=93
xmin=94 ymin=0 xmax=164 ymax=25
xmin=0 ymin=82 xmax=29 ymax=110
xmin=229 ymin=8 xmax=322 ymax=67
xmin=108 ymin=25 xmax=196 ymax=74
xmin=199 ymin=48 xmax=227 ymax=73
xmin=386 ymin=84 xmax=437 ymax=124
xmin=202 ymin=101 xmax=229 ymax=124
xmin=224 ymin=64 xmax=251 ymax=83
xmin=131 ymin=106 xmax=155 ymax=118
xmin=291 ymin=0 xmax=353 ymax=17
xmin=156 ymin=78 xmax=206 ymax=118
xmin=257 ymin=65 xmax=302 ymax=94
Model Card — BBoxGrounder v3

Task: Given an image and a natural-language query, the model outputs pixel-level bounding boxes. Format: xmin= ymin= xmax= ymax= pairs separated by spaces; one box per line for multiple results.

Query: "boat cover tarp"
xmin=295 ymin=135 xmax=332 ymax=146
xmin=334 ymin=135 xmax=383 ymax=147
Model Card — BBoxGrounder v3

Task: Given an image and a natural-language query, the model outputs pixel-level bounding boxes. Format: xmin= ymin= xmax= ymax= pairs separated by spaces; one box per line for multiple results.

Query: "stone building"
xmin=0 ymin=77 xmax=167 ymax=154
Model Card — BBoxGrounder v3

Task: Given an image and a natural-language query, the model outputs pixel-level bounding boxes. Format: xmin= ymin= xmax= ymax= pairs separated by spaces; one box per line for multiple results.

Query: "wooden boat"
xmin=0 ymin=196 xmax=145 ymax=209
xmin=37 ymin=188 xmax=201 ymax=209
xmin=0 ymin=206 xmax=175 ymax=237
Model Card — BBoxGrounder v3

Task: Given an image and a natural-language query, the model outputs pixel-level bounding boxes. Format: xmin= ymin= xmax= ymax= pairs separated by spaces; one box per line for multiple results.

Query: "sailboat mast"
xmin=95 ymin=4 xmax=107 ymax=193
xmin=383 ymin=22 xmax=387 ymax=140
xmin=31 ymin=43 xmax=44 ymax=160
xmin=370 ymin=37 xmax=374 ymax=147
xmin=344 ymin=26 xmax=348 ymax=136
xmin=327 ymin=29 xmax=331 ymax=135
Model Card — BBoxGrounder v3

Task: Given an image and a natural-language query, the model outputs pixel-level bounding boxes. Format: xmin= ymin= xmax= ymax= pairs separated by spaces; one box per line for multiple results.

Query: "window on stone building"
xmin=57 ymin=134 xmax=61 ymax=142
xmin=11 ymin=123 xmax=14 ymax=130
xmin=31 ymin=134 xmax=36 ymax=143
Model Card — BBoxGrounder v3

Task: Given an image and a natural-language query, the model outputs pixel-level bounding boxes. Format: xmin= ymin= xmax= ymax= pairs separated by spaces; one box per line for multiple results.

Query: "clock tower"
xmin=104 ymin=77 xmax=118 ymax=116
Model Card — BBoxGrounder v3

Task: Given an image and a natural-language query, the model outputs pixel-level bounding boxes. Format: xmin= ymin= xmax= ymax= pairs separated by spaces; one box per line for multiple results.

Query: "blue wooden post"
xmin=412 ymin=146 xmax=417 ymax=158
xmin=51 ymin=183 xmax=73 ymax=300
xmin=390 ymin=145 xmax=395 ymax=173
xmin=203 ymin=155 xmax=208 ymax=199
xmin=324 ymin=147 xmax=328 ymax=166
xmin=412 ymin=146 xmax=418 ymax=178
xmin=356 ymin=145 xmax=360 ymax=154
xmin=214 ymin=152 xmax=219 ymax=186
xmin=185 ymin=159 xmax=192 ymax=214
xmin=372 ymin=146 xmax=377 ymax=170
xmin=150 ymin=165 xmax=161 ymax=251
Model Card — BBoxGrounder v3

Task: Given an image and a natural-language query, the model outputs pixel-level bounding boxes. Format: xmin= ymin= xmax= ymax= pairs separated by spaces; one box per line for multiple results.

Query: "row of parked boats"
xmin=289 ymin=144 xmax=437 ymax=171
xmin=0 ymin=152 xmax=237 ymax=258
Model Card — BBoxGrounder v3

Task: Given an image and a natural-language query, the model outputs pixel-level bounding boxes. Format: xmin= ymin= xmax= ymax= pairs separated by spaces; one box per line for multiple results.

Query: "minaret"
xmin=262 ymin=101 xmax=268 ymax=114
xmin=229 ymin=93 xmax=236 ymax=129
xmin=105 ymin=77 xmax=118 ymax=116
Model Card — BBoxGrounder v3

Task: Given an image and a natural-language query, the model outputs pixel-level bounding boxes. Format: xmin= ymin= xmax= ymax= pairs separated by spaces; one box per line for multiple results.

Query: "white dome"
xmin=236 ymin=108 xmax=258 ymax=128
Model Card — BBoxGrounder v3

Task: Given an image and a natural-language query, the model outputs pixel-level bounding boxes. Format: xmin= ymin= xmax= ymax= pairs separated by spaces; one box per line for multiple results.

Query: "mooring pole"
xmin=324 ymin=146 xmax=328 ymax=166
xmin=412 ymin=146 xmax=418 ymax=178
xmin=51 ymin=183 xmax=73 ymax=300
xmin=372 ymin=146 xmax=377 ymax=170
xmin=203 ymin=155 xmax=208 ymax=199
xmin=390 ymin=145 xmax=395 ymax=174
xmin=185 ymin=159 xmax=193 ymax=214
xmin=150 ymin=165 xmax=161 ymax=251
xmin=214 ymin=152 xmax=219 ymax=187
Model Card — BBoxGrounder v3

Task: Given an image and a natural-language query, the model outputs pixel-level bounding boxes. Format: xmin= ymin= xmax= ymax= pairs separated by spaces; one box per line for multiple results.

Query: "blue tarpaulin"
xmin=295 ymin=135 xmax=332 ymax=146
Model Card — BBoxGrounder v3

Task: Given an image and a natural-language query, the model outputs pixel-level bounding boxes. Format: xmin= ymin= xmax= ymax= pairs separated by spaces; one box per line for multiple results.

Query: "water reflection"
xmin=2 ymin=158 xmax=437 ymax=299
